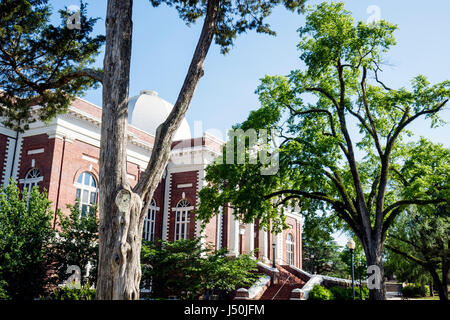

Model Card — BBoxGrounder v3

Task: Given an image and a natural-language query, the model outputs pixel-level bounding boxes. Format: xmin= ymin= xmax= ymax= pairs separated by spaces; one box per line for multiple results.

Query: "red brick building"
xmin=0 ymin=90 xmax=303 ymax=268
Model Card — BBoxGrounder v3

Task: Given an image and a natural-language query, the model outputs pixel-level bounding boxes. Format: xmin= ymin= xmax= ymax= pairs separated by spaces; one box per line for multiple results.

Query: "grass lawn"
xmin=413 ymin=296 xmax=441 ymax=300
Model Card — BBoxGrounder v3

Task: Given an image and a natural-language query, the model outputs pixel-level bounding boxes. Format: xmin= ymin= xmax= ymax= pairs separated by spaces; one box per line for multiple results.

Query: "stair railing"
xmin=271 ymin=273 xmax=291 ymax=300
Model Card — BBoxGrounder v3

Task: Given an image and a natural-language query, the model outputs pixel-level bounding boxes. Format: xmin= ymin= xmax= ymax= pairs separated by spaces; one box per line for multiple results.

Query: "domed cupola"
xmin=128 ymin=90 xmax=191 ymax=141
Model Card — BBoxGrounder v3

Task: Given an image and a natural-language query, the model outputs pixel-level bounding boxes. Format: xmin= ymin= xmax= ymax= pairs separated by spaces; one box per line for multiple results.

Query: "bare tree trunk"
xmin=439 ymin=255 xmax=449 ymax=300
xmin=420 ymin=280 xmax=426 ymax=297
xmin=96 ymin=0 xmax=137 ymax=300
xmin=96 ymin=0 xmax=220 ymax=300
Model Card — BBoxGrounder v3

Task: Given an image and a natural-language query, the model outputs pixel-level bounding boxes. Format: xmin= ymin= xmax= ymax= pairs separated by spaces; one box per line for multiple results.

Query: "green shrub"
xmin=49 ymin=283 xmax=96 ymax=300
xmin=308 ymin=284 xmax=334 ymax=300
xmin=329 ymin=285 xmax=369 ymax=300
xmin=141 ymin=238 xmax=259 ymax=299
xmin=51 ymin=204 xmax=98 ymax=286
xmin=329 ymin=286 xmax=349 ymax=300
xmin=0 ymin=280 xmax=9 ymax=300
xmin=0 ymin=180 xmax=56 ymax=299
xmin=401 ymin=283 xmax=429 ymax=298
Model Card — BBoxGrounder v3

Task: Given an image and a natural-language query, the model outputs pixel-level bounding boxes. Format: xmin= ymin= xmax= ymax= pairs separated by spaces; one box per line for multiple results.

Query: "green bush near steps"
xmin=309 ymin=284 xmax=369 ymax=300
xmin=308 ymin=284 xmax=334 ymax=300
xmin=48 ymin=283 xmax=96 ymax=300
xmin=401 ymin=283 xmax=430 ymax=298
xmin=329 ymin=285 xmax=369 ymax=300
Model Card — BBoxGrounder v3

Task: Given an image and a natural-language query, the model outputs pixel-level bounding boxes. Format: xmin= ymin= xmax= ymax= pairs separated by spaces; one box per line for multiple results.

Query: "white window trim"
xmin=81 ymin=154 xmax=98 ymax=163
xmin=19 ymin=176 xmax=43 ymax=184
xmin=174 ymin=199 xmax=191 ymax=241
xmin=177 ymin=183 xmax=193 ymax=189
xmin=21 ymin=168 xmax=43 ymax=206
xmin=286 ymin=234 xmax=295 ymax=266
xmin=27 ymin=148 xmax=44 ymax=155
xmin=171 ymin=206 xmax=194 ymax=211
xmin=74 ymin=172 xmax=98 ymax=216
xmin=143 ymin=200 xmax=159 ymax=242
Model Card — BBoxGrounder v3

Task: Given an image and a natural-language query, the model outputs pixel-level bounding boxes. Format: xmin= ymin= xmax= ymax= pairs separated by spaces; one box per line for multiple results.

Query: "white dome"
xmin=128 ymin=90 xmax=191 ymax=141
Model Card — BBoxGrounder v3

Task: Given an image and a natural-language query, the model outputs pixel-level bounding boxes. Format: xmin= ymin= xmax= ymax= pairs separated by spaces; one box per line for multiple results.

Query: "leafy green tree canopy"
xmin=198 ymin=2 xmax=450 ymax=299
xmin=0 ymin=0 xmax=104 ymax=131
xmin=385 ymin=204 xmax=449 ymax=300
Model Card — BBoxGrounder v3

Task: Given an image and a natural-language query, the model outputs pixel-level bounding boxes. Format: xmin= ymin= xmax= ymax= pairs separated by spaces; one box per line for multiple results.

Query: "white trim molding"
xmin=27 ymin=148 xmax=44 ymax=155
xmin=177 ymin=183 xmax=192 ymax=189
xmin=82 ymin=154 xmax=98 ymax=163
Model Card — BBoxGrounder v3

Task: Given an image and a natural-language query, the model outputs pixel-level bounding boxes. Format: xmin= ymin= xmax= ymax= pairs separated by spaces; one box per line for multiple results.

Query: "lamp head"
xmin=347 ymin=238 xmax=356 ymax=250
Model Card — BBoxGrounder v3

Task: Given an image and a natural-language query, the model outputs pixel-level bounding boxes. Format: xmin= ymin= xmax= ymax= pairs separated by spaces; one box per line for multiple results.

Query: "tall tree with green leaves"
xmin=302 ymin=213 xmax=343 ymax=276
xmin=96 ymin=0 xmax=306 ymax=300
xmin=198 ymin=2 xmax=450 ymax=300
xmin=385 ymin=204 xmax=449 ymax=300
xmin=0 ymin=0 xmax=104 ymax=131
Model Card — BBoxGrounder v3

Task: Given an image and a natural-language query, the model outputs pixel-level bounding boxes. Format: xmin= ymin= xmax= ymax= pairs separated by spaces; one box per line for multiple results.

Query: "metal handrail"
xmin=272 ymin=273 xmax=291 ymax=300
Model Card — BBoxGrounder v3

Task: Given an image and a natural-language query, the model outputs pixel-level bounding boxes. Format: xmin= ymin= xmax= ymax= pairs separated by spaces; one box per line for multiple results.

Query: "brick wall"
xmin=19 ymin=134 xmax=56 ymax=195
xmin=282 ymin=216 xmax=302 ymax=268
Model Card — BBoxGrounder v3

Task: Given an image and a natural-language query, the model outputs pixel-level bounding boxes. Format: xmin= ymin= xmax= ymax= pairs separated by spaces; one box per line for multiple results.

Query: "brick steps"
xmin=259 ymin=265 xmax=306 ymax=300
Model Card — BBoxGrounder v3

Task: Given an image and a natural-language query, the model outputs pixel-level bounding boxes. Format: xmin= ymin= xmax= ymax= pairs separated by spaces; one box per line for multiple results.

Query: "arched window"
xmin=175 ymin=199 xmax=191 ymax=241
xmin=23 ymin=168 xmax=42 ymax=193
xmin=286 ymin=233 xmax=295 ymax=265
xmin=75 ymin=172 xmax=98 ymax=216
xmin=22 ymin=168 xmax=43 ymax=204
xmin=143 ymin=199 xmax=157 ymax=242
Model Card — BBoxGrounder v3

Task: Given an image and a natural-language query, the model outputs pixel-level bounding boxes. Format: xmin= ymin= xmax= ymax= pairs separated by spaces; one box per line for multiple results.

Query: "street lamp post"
xmin=358 ymin=261 xmax=362 ymax=300
xmin=311 ymin=254 xmax=315 ymax=274
xmin=347 ymin=238 xmax=356 ymax=300
xmin=239 ymin=225 xmax=246 ymax=255
xmin=271 ymin=243 xmax=276 ymax=285
xmin=272 ymin=243 xmax=276 ymax=268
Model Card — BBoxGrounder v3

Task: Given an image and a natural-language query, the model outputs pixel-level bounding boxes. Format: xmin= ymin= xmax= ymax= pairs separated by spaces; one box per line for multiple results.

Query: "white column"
xmin=161 ymin=170 xmax=171 ymax=241
xmin=246 ymin=222 xmax=254 ymax=255
xmin=228 ymin=213 xmax=240 ymax=256
xmin=216 ymin=208 xmax=223 ymax=250
xmin=260 ymin=229 xmax=269 ymax=263
xmin=2 ymin=136 xmax=17 ymax=186
xmin=10 ymin=133 xmax=23 ymax=181
xmin=196 ymin=166 xmax=206 ymax=250
xmin=276 ymin=232 xmax=283 ymax=265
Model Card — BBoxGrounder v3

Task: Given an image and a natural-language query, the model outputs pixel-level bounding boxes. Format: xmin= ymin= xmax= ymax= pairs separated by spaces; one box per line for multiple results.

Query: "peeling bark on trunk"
xmin=96 ymin=0 xmax=134 ymax=300
xmin=96 ymin=0 xmax=219 ymax=300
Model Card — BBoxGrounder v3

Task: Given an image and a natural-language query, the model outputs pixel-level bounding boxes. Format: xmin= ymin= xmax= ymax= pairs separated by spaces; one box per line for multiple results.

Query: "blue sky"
xmin=55 ymin=0 xmax=450 ymax=143
xmin=53 ymin=1 xmax=450 ymax=246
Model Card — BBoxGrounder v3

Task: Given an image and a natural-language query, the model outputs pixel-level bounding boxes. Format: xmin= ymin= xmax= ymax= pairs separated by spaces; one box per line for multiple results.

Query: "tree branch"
xmin=360 ymin=66 xmax=383 ymax=157
xmin=134 ymin=0 xmax=220 ymax=215
xmin=383 ymin=198 xmax=447 ymax=217
xmin=385 ymin=244 xmax=428 ymax=267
